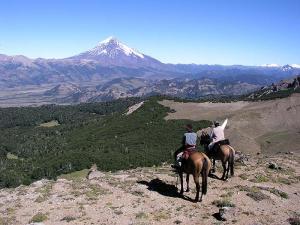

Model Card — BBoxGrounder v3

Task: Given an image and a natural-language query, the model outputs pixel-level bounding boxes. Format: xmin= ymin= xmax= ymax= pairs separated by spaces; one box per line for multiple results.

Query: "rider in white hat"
xmin=208 ymin=118 xmax=228 ymax=151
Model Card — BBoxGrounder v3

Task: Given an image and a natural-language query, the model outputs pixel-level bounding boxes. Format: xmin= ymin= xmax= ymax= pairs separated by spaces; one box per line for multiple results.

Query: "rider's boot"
xmin=171 ymin=161 xmax=182 ymax=171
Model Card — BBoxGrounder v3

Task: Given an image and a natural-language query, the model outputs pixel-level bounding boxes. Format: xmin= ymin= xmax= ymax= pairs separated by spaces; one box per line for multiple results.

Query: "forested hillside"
xmin=0 ymin=97 xmax=210 ymax=188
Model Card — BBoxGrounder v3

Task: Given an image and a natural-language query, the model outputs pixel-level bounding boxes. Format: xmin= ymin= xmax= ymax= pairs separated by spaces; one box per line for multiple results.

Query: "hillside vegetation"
xmin=0 ymin=97 xmax=209 ymax=188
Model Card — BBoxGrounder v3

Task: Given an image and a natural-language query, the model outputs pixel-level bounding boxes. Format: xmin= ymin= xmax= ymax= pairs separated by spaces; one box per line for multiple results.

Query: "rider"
xmin=208 ymin=118 xmax=228 ymax=151
xmin=172 ymin=124 xmax=197 ymax=169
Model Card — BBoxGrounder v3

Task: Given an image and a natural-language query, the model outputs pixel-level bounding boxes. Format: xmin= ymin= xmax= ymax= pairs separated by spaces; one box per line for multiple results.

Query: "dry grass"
xmin=237 ymin=186 xmax=270 ymax=202
xmin=259 ymin=187 xmax=288 ymax=199
xmin=152 ymin=210 xmax=171 ymax=221
xmin=35 ymin=182 xmax=53 ymax=203
xmin=58 ymin=169 xmax=89 ymax=181
xmin=239 ymin=173 xmax=249 ymax=180
xmin=85 ymin=186 xmax=106 ymax=200
xmin=61 ymin=216 xmax=77 ymax=222
xmin=212 ymin=197 xmax=235 ymax=207
xmin=30 ymin=213 xmax=48 ymax=223
xmin=135 ymin=212 xmax=148 ymax=219
xmin=220 ymin=191 xmax=234 ymax=198
xmin=250 ymin=174 xmax=269 ymax=183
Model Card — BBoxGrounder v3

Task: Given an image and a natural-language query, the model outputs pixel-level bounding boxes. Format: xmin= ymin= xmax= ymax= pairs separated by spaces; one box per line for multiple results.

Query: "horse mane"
xmin=197 ymin=128 xmax=211 ymax=137
xmin=199 ymin=130 xmax=211 ymax=145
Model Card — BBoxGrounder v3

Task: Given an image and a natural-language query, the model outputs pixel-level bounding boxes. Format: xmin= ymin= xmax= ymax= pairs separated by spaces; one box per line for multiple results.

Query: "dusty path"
xmin=0 ymin=153 xmax=299 ymax=225
xmin=159 ymin=94 xmax=300 ymax=154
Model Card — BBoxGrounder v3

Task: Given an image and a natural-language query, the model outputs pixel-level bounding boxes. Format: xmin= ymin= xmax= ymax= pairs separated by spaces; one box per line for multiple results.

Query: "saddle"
xmin=210 ymin=139 xmax=230 ymax=155
xmin=216 ymin=139 xmax=230 ymax=146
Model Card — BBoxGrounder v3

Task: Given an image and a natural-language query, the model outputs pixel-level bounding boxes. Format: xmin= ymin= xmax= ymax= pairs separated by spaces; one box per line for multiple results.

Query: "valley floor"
xmin=0 ymin=153 xmax=299 ymax=225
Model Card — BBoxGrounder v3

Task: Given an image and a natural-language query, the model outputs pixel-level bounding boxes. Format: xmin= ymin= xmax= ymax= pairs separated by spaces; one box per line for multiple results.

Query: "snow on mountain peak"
xmin=261 ymin=64 xmax=280 ymax=67
xmin=87 ymin=36 xmax=145 ymax=59
xmin=260 ymin=64 xmax=300 ymax=69
xmin=100 ymin=36 xmax=119 ymax=44
xmin=291 ymin=64 xmax=300 ymax=68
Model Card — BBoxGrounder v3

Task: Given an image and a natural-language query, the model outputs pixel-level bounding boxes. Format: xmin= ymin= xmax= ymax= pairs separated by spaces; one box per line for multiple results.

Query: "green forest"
xmin=0 ymin=96 xmax=210 ymax=188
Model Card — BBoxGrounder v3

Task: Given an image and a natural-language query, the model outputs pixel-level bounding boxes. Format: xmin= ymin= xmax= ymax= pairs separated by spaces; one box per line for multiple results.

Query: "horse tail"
xmin=229 ymin=146 xmax=235 ymax=176
xmin=201 ymin=156 xmax=209 ymax=195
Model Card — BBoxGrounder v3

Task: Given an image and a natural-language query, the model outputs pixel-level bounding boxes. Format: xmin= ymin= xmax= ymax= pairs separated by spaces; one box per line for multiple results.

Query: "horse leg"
xmin=209 ymin=158 xmax=215 ymax=174
xmin=186 ymin=173 xmax=190 ymax=192
xmin=225 ymin=160 xmax=230 ymax=180
xmin=200 ymin=158 xmax=209 ymax=202
xmin=193 ymin=174 xmax=200 ymax=202
xmin=211 ymin=159 xmax=216 ymax=173
xmin=179 ymin=172 xmax=184 ymax=195
xmin=221 ymin=162 xmax=227 ymax=180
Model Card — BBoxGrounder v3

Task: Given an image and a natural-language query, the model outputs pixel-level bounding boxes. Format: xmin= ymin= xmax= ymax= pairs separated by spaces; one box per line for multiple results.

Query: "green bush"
xmin=30 ymin=213 xmax=48 ymax=223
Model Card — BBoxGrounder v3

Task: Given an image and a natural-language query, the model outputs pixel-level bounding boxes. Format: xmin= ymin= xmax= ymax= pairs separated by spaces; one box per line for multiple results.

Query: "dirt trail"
xmin=0 ymin=154 xmax=299 ymax=225
xmin=125 ymin=101 xmax=144 ymax=115
xmin=159 ymin=94 xmax=300 ymax=154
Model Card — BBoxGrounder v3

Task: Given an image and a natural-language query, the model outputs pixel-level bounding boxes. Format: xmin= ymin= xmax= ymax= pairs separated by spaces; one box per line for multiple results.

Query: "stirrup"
xmin=171 ymin=164 xmax=182 ymax=173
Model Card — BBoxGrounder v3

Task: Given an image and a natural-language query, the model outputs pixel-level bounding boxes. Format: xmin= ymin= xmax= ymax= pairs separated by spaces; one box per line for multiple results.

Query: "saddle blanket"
xmin=182 ymin=148 xmax=196 ymax=160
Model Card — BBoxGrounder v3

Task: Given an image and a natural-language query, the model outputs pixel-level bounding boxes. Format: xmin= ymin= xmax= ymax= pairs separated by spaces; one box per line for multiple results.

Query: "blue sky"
xmin=0 ymin=0 xmax=299 ymax=65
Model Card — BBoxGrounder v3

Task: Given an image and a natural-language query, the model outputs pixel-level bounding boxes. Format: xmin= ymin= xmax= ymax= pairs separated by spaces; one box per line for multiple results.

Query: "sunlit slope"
xmin=160 ymin=93 xmax=300 ymax=154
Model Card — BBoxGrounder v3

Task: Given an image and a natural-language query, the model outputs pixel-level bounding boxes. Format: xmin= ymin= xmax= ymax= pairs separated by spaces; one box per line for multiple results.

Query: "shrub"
xmin=212 ymin=197 xmax=235 ymax=207
xmin=30 ymin=213 xmax=48 ymax=223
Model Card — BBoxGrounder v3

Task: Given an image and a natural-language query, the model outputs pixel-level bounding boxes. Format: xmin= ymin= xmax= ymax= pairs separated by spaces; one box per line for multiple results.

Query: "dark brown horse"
xmin=199 ymin=131 xmax=235 ymax=180
xmin=178 ymin=152 xmax=211 ymax=202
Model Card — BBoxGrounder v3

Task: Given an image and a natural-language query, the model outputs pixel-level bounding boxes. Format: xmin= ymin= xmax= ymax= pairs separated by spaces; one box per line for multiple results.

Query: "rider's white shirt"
xmin=210 ymin=119 xmax=228 ymax=143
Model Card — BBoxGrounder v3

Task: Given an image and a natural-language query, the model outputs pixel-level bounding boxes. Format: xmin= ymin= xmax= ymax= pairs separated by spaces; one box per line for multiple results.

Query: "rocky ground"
xmin=0 ymin=153 xmax=299 ymax=225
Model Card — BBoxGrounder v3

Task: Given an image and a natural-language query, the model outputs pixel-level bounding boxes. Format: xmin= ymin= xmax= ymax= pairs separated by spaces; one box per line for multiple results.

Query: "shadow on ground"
xmin=208 ymin=173 xmax=223 ymax=180
xmin=137 ymin=178 xmax=195 ymax=202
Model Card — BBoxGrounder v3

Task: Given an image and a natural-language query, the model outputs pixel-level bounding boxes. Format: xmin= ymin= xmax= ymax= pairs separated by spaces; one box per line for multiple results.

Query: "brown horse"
xmin=178 ymin=152 xmax=211 ymax=202
xmin=199 ymin=131 xmax=235 ymax=180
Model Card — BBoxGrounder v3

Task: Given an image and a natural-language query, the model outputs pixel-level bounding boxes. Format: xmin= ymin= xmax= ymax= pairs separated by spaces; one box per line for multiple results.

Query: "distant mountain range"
xmin=0 ymin=37 xmax=299 ymax=105
xmin=46 ymin=77 xmax=259 ymax=103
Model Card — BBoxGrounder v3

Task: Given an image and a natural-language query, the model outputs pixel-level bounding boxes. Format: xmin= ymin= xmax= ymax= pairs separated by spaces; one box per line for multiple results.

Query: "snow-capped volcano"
xmin=260 ymin=63 xmax=300 ymax=73
xmin=69 ymin=36 xmax=162 ymax=68
xmin=282 ymin=64 xmax=294 ymax=71
xmin=93 ymin=36 xmax=144 ymax=58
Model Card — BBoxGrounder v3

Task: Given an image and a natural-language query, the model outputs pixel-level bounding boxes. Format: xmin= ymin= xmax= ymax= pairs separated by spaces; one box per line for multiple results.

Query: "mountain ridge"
xmin=1 ymin=37 xmax=300 ymax=105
